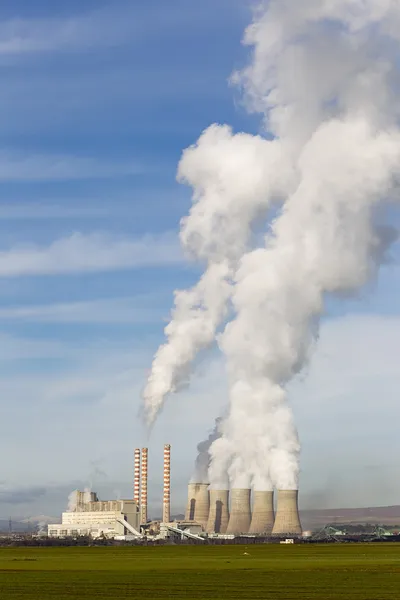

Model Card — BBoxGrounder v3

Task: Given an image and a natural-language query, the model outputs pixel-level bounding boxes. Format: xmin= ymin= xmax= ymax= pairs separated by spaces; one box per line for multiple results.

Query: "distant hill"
xmin=300 ymin=506 xmax=400 ymax=530
xmin=0 ymin=516 xmax=57 ymax=533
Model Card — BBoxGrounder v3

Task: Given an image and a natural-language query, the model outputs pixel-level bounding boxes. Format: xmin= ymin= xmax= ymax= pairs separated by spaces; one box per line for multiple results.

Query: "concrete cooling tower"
xmin=271 ymin=490 xmax=302 ymax=536
xmin=206 ymin=490 xmax=230 ymax=534
xmin=249 ymin=491 xmax=275 ymax=534
xmin=185 ymin=483 xmax=210 ymax=529
xmin=226 ymin=489 xmax=251 ymax=535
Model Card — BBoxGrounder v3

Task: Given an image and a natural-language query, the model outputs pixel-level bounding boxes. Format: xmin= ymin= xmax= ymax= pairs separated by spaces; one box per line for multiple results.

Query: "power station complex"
xmin=48 ymin=445 xmax=302 ymax=540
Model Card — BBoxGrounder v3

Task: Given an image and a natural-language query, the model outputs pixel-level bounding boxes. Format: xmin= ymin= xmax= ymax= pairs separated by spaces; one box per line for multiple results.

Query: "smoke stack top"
xmin=140 ymin=447 xmax=148 ymax=524
xmin=143 ymin=1 xmax=400 ymax=493
xmin=163 ymin=444 xmax=171 ymax=523
xmin=133 ymin=448 xmax=140 ymax=505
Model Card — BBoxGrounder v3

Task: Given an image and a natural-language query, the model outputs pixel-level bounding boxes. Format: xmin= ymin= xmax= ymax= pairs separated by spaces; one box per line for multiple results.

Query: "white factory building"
xmin=48 ymin=493 xmax=141 ymax=539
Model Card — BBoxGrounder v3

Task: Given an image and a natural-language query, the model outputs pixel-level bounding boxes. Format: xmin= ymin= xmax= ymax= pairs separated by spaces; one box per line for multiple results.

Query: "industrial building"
xmin=48 ymin=443 xmax=303 ymax=540
xmin=48 ymin=498 xmax=141 ymax=539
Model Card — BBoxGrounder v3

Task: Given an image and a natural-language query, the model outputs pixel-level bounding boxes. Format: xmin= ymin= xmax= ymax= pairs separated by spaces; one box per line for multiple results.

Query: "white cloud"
xmin=0 ymin=231 xmax=182 ymax=277
xmin=0 ymin=152 xmax=143 ymax=181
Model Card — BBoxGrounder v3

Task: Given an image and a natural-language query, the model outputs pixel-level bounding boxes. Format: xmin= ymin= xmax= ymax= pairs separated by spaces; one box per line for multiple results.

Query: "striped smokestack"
xmin=134 ymin=448 xmax=141 ymax=505
xmin=185 ymin=483 xmax=210 ymax=530
xmin=249 ymin=491 xmax=274 ymax=534
xmin=162 ymin=444 xmax=171 ymax=523
xmin=226 ymin=489 xmax=251 ymax=535
xmin=272 ymin=490 xmax=302 ymax=536
xmin=206 ymin=489 xmax=229 ymax=534
xmin=140 ymin=447 xmax=148 ymax=524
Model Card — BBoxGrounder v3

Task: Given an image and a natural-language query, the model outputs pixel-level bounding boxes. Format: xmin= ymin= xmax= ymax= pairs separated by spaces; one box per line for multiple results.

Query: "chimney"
xmin=226 ymin=489 xmax=252 ymax=535
xmin=76 ymin=491 xmax=84 ymax=511
xmin=249 ymin=491 xmax=274 ymax=534
xmin=206 ymin=489 xmax=230 ymax=534
xmin=140 ymin=447 xmax=148 ymax=524
xmin=185 ymin=483 xmax=210 ymax=530
xmin=134 ymin=448 xmax=141 ymax=505
xmin=162 ymin=444 xmax=171 ymax=523
xmin=272 ymin=490 xmax=302 ymax=536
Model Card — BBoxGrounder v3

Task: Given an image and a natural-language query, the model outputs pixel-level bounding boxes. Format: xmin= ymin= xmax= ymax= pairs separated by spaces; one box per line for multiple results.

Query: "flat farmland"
xmin=0 ymin=543 xmax=399 ymax=599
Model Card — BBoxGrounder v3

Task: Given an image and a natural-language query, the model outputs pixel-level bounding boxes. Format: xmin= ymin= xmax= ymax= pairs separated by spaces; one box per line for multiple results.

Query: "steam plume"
xmin=144 ymin=0 xmax=400 ymax=492
xmin=191 ymin=417 xmax=222 ymax=483
xmin=142 ymin=126 xmax=294 ymax=424
xmin=66 ymin=487 xmax=93 ymax=512
xmin=67 ymin=490 xmax=78 ymax=513
xmin=210 ymin=0 xmax=400 ymax=490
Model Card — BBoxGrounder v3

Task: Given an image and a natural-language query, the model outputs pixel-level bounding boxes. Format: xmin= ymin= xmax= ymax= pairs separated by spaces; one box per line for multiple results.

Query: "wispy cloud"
xmin=0 ymin=483 xmax=46 ymax=505
xmin=0 ymin=151 xmax=144 ymax=181
xmin=0 ymin=231 xmax=182 ymax=277
xmin=0 ymin=1 xmax=246 ymax=57
xmin=0 ymin=333 xmax=66 ymax=360
xmin=0 ymin=8 xmax=134 ymax=56
xmin=0 ymin=296 xmax=166 ymax=324
xmin=0 ymin=203 xmax=110 ymax=220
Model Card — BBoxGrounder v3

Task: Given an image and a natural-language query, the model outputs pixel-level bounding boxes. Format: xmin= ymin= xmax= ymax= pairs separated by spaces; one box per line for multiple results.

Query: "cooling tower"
xmin=185 ymin=483 xmax=210 ymax=529
xmin=162 ymin=444 xmax=171 ymax=523
xmin=249 ymin=491 xmax=275 ymax=534
xmin=206 ymin=489 xmax=229 ymax=534
xmin=226 ymin=489 xmax=252 ymax=535
xmin=271 ymin=490 xmax=302 ymax=536
xmin=134 ymin=448 xmax=141 ymax=505
xmin=140 ymin=447 xmax=148 ymax=524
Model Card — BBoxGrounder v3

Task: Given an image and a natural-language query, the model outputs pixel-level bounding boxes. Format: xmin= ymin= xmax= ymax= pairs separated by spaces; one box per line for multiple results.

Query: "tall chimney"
xmin=162 ymin=444 xmax=171 ymax=523
xmin=272 ymin=490 xmax=302 ymax=536
xmin=134 ymin=448 xmax=141 ymax=505
xmin=226 ymin=489 xmax=252 ymax=535
xmin=206 ymin=489 xmax=229 ymax=534
xmin=249 ymin=491 xmax=274 ymax=534
xmin=140 ymin=447 xmax=148 ymax=524
xmin=185 ymin=483 xmax=210 ymax=530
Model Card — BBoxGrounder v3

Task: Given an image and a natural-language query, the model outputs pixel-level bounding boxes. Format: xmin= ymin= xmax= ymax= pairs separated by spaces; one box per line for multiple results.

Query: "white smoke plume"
xmin=144 ymin=0 xmax=400 ymax=492
xmin=191 ymin=417 xmax=223 ymax=484
xmin=142 ymin=125 xmax=295 ymax=424
xmin=209 ymin=0 xmax=400 ymax=491
xmin=67 ymin=490 xmax=78 ymax=513
xmin=67 ymin=487 xmax=93 ymax=512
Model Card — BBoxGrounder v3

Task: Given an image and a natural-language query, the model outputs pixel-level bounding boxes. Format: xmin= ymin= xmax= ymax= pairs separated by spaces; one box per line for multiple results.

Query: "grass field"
xmin=0 ymin=543 xmax=399 ymax=599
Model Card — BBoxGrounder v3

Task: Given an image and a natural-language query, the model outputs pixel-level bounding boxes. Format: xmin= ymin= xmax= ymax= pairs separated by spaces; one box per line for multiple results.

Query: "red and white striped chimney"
xmin=134 ymin=448 xmax=141 ymax=505
xmin=140 ymin=447 xmax=148 ymax=524
xmin=163 ymin=444 xmax=171 ymax=523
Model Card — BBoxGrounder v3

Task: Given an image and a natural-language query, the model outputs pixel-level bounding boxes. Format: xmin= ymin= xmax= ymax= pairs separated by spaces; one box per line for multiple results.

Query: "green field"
xmin=0 ymin=543 xmax=399 ymax=599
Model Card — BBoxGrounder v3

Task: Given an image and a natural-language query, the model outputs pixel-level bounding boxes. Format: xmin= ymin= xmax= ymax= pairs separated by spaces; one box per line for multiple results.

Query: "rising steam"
xmin=143 ymin=1 xmax=400 ymax=492
xmin=67 ymin=488 xmax=93 ymax=512
xmin=191 ymin=417 xmax=223 ymax=484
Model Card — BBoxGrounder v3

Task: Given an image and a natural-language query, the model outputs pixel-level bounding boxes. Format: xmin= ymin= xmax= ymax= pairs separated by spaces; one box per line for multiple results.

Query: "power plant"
xmin=48 ymin=444 xmax=302 ymax=540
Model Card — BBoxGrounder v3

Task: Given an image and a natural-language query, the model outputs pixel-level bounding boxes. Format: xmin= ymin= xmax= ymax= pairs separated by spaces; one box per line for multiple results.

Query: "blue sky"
xmin=0 ymin=0 xmax=399 ymax=521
